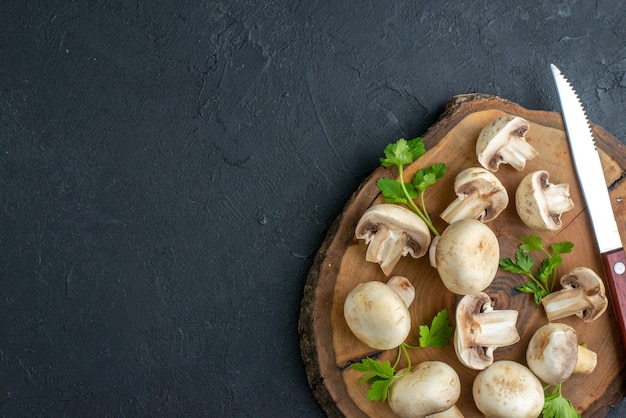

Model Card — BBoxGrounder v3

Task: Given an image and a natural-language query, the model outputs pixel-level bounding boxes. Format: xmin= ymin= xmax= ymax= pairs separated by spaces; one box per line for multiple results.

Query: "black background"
xmin=2 ymin=1 xmax=626 ymax=416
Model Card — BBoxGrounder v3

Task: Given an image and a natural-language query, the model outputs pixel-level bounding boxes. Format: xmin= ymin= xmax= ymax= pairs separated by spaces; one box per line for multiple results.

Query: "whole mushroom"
xmin=439 ymin=167 xmax=509 ymax=224
xmin=355 ymin=204 xmax=432 ymax=275
xmin=454 ymin=293 xmax=520 ymax=370
xmin=515 ymin=170 xmax=574 ymax=231
xmin=344 ymin=276 xmax=414 ymax=350
xmin=526 ymin=322 xmax=597 ymax=385
xmin=473 ymin=360 xmax=544 ymax=418
xmin=388 ymin=361 xmax=462 ymax=418
xmin=476 ymin=115 xmax=539 ymax=172
xmin=429 ymin=219 xmax=500 ymax=295
xmin=541 ymin=267 xmax=608 ymax=322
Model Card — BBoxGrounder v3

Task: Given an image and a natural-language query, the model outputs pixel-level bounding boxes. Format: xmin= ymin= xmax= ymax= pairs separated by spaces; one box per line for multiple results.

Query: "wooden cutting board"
xmin=299 ymin=94 xmax=626 ymax=417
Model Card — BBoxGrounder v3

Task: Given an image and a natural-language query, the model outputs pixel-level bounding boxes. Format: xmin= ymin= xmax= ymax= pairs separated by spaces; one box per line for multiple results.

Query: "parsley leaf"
xmin=542 ymin=384 xmax=580 ymax=418
xmin=375 ymin=137 xmax=445 ymax=236
xmin=419 ymin=309 xmax=453 ymax=349
xmin=499 ymin=234 xmax=574 ymax=304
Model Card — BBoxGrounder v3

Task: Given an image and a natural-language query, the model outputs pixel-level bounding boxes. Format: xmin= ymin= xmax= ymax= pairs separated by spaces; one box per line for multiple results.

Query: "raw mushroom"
xmin=388 ymin=361 xmax=461 ymax=418
xmin=473 ymin=360 xmax=544 ymax=418
xmin=476 ymin=115 xmax=538 ymax=172
xmin=355 ymin=203 xmax=431 ymax=275
xmin=439 ymin=167 xmax=509 ymax=224
xmin=541 ymin=267 xmax=608 ymax=322
xmin=454 ymin=292 xmax=520 ymax=370
xmin=343 ymin=276 xmax=414 ymax=350
xmin=515 ymin=170 xmax=574 ymax=231
xmin=526 ymin=322 xmax=597 ymax=385
xmin=429 ymin=219 xmax=499 ymax=295
xmin=428 ymin=406 xmax=464 ymax=418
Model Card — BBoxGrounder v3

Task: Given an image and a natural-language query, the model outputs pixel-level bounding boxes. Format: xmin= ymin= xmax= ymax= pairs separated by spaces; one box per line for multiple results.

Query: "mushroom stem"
xmin=387 ymin=276 xmax=416 ymax=308
xmin=497 ymin=140 xmax=538 ymax=171
xmin=472 ymin=308 xmax=520 ymax=347
xmin=543 ymin=183 xmax=575 ymax=213
xmin=440 ymin=192 xmax=490 ymax=224
xmin=427 ymin=405 xmax=464 ymax=418
xmin=364 ymin=228 xmax=407 ymax=276
xmin=541 ymin=288 xmax=590 ymax=321
xmin=574 ymin=345 xmax=597 ymax=375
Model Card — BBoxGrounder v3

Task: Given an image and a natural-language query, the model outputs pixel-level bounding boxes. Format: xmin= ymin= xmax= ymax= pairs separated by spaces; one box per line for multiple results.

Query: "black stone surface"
xmin=2 ymin=1 xmax=625 ymax=416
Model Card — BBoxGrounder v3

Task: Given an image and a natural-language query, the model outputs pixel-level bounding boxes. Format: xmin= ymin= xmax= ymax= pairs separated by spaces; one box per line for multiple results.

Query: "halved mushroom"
xmin=355 ymin=204 xmax=431 ymax=275
xmin=515 ymin=170 xmax=574 ymax=231
xmin=429 ymin=219 xmax=500 ymax=295
xmin=388 ymin=361 xmax=462 ymax=418
xmin=454 ymin=292 xmax=520 ymax=370
xmin=344 ymin=276 xmax=414 ymax=350
xmin=541 ymin=267 xmax=608 ymax=322
xmin=473 ymin=360 xmax=544 ymax=418
xmin=440 ymin=167 xmax=509 ymax=224
xmin=476 ymin=115 xmax=539 ymax=172
xmin=526 ymin=322 xmax=597 ymax=385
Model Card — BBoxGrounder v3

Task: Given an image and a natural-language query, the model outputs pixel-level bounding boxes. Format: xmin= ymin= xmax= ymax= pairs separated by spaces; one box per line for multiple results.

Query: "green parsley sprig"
xmin=350 ymin=309 xmax=453 ymax=401
xmin=499 ymin=234 xmax=574 ymax=304
xmin=377 ymin=137 xmax=446 ymax=236
xmin=542 ymin=384 xmax=581 ymax=418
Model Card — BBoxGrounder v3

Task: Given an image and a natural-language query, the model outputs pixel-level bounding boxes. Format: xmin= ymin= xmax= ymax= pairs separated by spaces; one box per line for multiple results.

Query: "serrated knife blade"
xmin=551 ymin=63 xmax=626 ymax=350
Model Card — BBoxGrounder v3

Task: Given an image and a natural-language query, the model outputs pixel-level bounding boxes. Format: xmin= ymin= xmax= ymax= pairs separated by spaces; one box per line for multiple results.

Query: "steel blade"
xmin=550 ymin=64 xmax=623 ymax=253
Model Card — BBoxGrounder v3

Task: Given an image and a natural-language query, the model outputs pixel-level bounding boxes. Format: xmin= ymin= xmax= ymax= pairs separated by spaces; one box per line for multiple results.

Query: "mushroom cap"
xmin=388 ymin=361 xmax=461 ymax=418
xmin=515 ymin=170 xmax=574 ymax=231
xmin=561 ymin=267 xmax=608 ymax=321
xmin=440 ymin=167 xmax=509 ymax=224
xmin=476 ymin=115 xmax=538 ymax=172
xmin=431 ymin=219 xmax=500 ymax=295
xmin=473 ymin=360 xmax=544 ymax=418
xmin=526 ymin=322 xmax=578 ymax=385
xmin=454 ymin=293 xmax=520 ymax=370
xmin=355 ymin=203 xmax=432 ymax=275
xmin=343 ymin=280 xmax=412 ymax=350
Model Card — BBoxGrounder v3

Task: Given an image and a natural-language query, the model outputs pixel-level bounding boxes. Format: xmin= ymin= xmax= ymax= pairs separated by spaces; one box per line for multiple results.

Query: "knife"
xmin=551 ymin=63 xmax=626 ymax=351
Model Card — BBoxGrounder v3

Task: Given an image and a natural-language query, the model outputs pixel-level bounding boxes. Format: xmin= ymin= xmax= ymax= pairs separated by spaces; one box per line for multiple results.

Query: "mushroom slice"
xmin=355 ymin=203 xmax=431 ymax=275
xmin=476 ymin=115 xmax=539 ymax=172
xmin=388 ymin=361 xmax=461 ymax=418
xmin=526 ymin=322 xmax=597 ymax=385
xmin=454 ymin=292 xmax=520 ymax=370
xmin=343 ymin=276 xmax=414 ymax=350
xmin=515 ymin=170 xmax=574 ymax=231
xmin=541 ymin=267 xmax=608 ymax=322
xmin=440 ymin=167 xmax=509 ymax=224
xmin=473 ymin=360 xmax=544 ymax=418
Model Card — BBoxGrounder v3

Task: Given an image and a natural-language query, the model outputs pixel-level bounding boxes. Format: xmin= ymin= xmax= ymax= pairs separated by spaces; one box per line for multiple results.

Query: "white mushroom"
xmin=541 ymin=267 xmax=608 ymax=322
xmin=515 ymin=170 xmax=574 ymax=231
xmin=388 ymin=361 xmax=461 ymax=418
xmin=343 ymin=276 xmax=414 ymax=350
xmin=454 ymin=293 xmax=520 ymax=370
xmin=473 ymin=360 xmax=544 ymax=418
xmin=440 ymin=167 xmax=509 ymax=224
xmin=355 ymin=204 xmax=432 ymax=275
xmin=526 ymin=322 xmax=597 ymax=385
xmin=476 ymin=115 xmax=538 ymax=172
xmin=429 ymin=219 xmax=500 ymax=295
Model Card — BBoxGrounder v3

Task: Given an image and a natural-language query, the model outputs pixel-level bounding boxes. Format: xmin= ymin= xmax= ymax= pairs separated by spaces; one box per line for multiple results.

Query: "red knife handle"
xmin=601 ymin=248 xmax=626 ymax=352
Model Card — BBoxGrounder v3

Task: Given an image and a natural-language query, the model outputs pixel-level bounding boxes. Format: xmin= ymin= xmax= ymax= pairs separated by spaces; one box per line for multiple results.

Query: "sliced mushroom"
xmin=429 ymin=219 xmax=500 ymax=295
xmin=355 ymin=203 xmax=431 ymax=275
xmin=473 ymin=360 xmax=544 ymax=418
xmin=388 ymin=361 xmax=461 ymax=418
xmin=541 ymin=267 xmax=608 ymax=322
xmin=476 ymin=115 xmax=539 ymax=172
xmin=515 ymin=170 xmax=574 ymax=231
xmin=344 ymin=276 xmax=413 ymax=350
xmin=454 ymin=292 xmax=520 ymax=370
xmin=526 ymin=322 xmax=597 ymax=385
xmin=439 ymin=167 xmax=509 ymax=224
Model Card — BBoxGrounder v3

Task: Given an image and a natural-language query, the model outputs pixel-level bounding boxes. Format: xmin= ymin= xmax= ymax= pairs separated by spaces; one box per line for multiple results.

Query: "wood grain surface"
xmin=299 ymin=94 xmax=626 ymax=417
